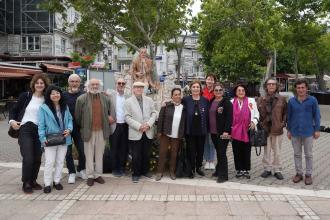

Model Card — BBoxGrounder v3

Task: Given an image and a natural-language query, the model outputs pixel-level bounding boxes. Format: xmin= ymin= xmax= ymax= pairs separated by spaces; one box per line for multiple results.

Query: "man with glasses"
xmin=64 ymin=74 xmax=87 ymax=184
xmin=257 ymin=77 xmax=287 ymax=180
xmin=106 ymin=78 xmax=129 ymax=177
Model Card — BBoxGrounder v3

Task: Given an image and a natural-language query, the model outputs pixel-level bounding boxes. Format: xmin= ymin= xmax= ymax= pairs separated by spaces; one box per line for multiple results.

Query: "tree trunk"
xmin=312 ymin=49 xmax=326 ymax=91
xmin=259 ymin=54 xmax=273 ymax=96
xmin=294 ymin=47 xmax=299 ymax=79
xmin=149 ymin=44 xmax=158 ymax=82
xmin=176 ymin=48 xmax=182 ymax=84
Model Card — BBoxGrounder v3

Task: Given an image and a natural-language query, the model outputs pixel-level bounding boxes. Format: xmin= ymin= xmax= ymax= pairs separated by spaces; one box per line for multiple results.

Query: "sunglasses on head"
xmin=117 ymin=82 xmax=126 ymax=85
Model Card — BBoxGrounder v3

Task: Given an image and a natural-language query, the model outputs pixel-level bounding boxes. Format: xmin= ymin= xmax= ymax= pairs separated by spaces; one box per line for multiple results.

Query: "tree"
xmin=45 ymin=0 xmax=192 ymax=79
xmin=198 ymin=0 xmax=283 ymax=83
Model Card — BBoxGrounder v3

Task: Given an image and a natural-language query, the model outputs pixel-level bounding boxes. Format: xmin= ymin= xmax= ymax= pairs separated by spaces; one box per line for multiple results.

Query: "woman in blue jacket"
xmin=38 ymin=85 xmax=73 ymax=193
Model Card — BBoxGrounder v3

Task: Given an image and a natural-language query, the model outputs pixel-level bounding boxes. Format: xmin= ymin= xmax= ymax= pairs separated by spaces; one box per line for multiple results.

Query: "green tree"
xmin=45 ymin=0 xmax=192 ymax=79
xmin=198 ymin=0 xmax=283 ymax=82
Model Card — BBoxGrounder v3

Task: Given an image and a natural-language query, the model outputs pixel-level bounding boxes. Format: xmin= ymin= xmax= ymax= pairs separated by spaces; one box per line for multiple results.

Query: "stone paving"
xmin=0 ymin=105 xmax=330 ymax=219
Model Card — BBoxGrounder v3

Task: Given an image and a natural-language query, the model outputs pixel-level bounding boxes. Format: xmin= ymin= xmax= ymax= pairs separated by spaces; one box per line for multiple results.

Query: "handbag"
xmin=249 ymin=119 xmax=268 ymax=156
xmin=8 ymin=126 xmax=19 ymax=138
xmin=45 ymin=133 xmax=66 ymax=147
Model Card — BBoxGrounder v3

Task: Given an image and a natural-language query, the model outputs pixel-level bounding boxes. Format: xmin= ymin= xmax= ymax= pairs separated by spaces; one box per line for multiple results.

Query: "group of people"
xmin=9 ymin=72 xmax=321 ymax=194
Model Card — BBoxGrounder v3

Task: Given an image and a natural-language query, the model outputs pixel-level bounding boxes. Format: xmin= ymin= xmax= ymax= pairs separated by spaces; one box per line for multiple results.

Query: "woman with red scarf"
xmin=231 ymin=84 xmax=259 ymax=179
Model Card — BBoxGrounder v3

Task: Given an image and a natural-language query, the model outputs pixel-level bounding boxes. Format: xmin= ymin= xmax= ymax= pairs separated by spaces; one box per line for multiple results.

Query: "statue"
xmin=130 ymin=48 xmax=157 ymax=90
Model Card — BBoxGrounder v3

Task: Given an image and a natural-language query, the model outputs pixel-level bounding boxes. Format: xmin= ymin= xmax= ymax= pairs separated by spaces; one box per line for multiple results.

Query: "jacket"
xmin=157 ymin=101 xmax=186 ymax=138
xmin=287 ymin=95 xmax=320 ymax=137
xmin=9 ymin=92 xmax=33 ymax=122
xmin=257 ymin=93 xmax=287 ymax=135
xmin=210 ymin=97 xmax=233 ymax=134
xmin=106 ymin=89 xmax=129 ymax=135
xmin=38 ymin=104 xmax=73 ymax=146
xmin=75 ymin=93 xmax=112 ymax=142
xmin=182 ymin=95 xmax=209 ymax=135
xmin=124 ymin=95 xmax=157 ymax=140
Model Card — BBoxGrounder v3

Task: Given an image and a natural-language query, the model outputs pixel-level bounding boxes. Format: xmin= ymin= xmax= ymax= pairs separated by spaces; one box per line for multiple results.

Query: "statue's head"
xmin=139 ymin=48 xmax=147 ymax=59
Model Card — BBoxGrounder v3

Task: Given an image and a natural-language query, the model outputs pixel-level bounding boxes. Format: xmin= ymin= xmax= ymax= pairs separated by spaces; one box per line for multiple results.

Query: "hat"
xmin=133 ymin=81 xmax=145 ymax=87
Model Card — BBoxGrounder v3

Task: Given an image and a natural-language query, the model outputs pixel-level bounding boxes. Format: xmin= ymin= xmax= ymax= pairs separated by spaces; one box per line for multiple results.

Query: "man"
xmin=75 ymin=78 xmax=112 ymax=186
xmin=257 ymin=77 xmax=287 ymax=180
xmin=202 ymin=74 xmax=216 ymax=172
xmin=124 ymin=81 xmax=157 ymax=183
xmin=287 ymin=79 xmax=321 ymax=185
xmin=106 ymin=78 xmax=129 ymax=177
xmin=64 ymin=74 xmax=87 ymax=184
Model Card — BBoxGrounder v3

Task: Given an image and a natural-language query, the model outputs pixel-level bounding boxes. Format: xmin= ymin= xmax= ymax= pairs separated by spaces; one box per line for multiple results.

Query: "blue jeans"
xmin=203 ymin=133 xmax=215 ymax=161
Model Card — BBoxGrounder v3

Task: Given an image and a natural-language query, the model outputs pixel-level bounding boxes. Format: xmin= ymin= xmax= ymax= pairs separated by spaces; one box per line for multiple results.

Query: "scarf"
xmin=231 ymin=97 xmax=251 ymax=143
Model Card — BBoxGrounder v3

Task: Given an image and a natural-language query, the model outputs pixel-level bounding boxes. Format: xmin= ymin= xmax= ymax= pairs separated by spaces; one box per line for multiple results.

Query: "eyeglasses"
xmin=267 ymin=83 xmax=276 ymax=86
xmin=214 ymin=89 xmax=223 ymax=92
xmin=117 ymin=82 xmax=126 ymax=86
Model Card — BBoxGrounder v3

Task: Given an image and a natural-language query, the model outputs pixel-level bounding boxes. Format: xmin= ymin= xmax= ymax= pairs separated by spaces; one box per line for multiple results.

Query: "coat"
xmin=257 ymin=93 xmax=287 ymax=135
xmin=124 ymin=95 xmax=157 ymax=140
xmin=75 ymin=93 xmax=112 ymax=142
xmin=209 ymin=97 xmax=233 ymax=134
xmin=38 ymin=104 xmax=73 ymax=146
xmin=157 ymin=101 xmax=186 ymax=138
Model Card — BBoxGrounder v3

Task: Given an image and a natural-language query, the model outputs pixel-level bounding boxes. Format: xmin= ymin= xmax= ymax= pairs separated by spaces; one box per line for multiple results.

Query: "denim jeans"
xmin=65 ymin=126 xmax=85 ymax=174
xmin=203 ymin=133 xmax=215 ymax=161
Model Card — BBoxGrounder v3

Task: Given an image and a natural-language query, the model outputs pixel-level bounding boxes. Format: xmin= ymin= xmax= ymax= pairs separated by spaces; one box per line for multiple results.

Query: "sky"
xmin=191 ymin=0 xmax=201 ymax=16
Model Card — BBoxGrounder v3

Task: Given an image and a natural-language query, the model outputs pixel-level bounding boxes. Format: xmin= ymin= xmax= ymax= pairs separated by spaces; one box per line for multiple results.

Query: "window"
xmin=61 ymin=38 xmax=66 ymax=53
xmin=22 ymin=36 xmax=40 ymax=51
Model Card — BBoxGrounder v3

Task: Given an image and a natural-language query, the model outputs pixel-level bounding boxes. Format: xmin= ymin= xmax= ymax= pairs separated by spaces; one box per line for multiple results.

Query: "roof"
xmin=40 ymin=63 xmax=73 ymax=74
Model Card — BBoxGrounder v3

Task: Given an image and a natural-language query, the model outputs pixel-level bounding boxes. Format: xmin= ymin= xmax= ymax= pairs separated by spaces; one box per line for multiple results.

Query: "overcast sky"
xmin=190 ymin=0 xmax=201 ymax=16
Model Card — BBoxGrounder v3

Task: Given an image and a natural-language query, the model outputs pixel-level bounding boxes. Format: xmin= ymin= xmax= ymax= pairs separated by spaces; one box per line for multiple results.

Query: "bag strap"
xmin=255 ymin=145 xmax=261 ymax=156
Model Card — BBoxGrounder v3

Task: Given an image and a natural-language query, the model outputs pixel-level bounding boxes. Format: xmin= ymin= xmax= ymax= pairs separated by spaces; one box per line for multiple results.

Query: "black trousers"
xmin=186 ymin=135 xmax=206 ymax=172
xmin=232 ymin=139 xmax=251 ymax=171
xmin=211 ymin=134 xmax=229 ymax=179
xmin=18 ymin=122 xmax=42 ymax=183
xmin=65 ymin=125 xmax=86 ymax=174
xmin=130 ymin=133 xmax=152 ymax=177
xmin=110 ymin=123 xmax=128 ymax=173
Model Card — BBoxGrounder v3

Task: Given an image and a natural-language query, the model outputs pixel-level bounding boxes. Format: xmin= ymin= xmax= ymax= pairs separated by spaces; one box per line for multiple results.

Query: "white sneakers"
xmin=204 ymin=162 xmax=216 ymax=170
xmin=68 ymin=170 xmax=88 ymax=184
xmin=68 ymin=173 xmax=76 ymax=184
xmin=76 ymin=170 xmax=88 ymax=180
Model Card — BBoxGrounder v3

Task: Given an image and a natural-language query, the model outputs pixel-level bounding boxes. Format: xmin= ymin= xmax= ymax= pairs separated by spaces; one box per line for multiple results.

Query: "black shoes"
xmin=212 ymin=172 xmax=218 ymax=177
xmin=196 ymin=168 xmax=205 ymax=176
xmin=235 ymin=170 xmax=244 ymax=178
xmin=132 ymin=176 xmax=139 ymax=183
xmin=94 ymin=176 xmax=105 ymax=184
xmin=43 ymin=186 xmax=51 ymax=194
xmin=143 ymin=173 xmax=153 ymax=179
xmin=53 ymin=182 xmax=63 ymax=190
xmin=261 ymin=171 xmax=272 ymax=178
xmin=22 ymin=182 xmax=33 ymax=194
xmin=87 ymin=178 xmax=94 ymax=186
xmin=236 ymin=170 xmax=250 ymax=179
xmin=274 ymin=172 xmax=284 ymax=180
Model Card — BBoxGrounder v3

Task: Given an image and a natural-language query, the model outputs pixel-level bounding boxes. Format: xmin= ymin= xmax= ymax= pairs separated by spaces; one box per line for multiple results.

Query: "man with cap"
xmin=124 ymin=81 xmax=157 ymax=183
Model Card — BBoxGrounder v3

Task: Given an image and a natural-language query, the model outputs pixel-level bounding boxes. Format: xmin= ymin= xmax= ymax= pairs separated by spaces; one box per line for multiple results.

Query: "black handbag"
xmin=176 ymin=140 xmax=192 ymax=178
xmin=249 ymin=121 xmax=268 ymax=156
xmin=8 ymin=126 xmax=19 ymax=138
xmin=45 ymin=133 xmax=66 ymax=147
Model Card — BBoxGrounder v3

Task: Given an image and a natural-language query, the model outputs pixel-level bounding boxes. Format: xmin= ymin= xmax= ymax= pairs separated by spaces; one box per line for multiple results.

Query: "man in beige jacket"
xmin=124 ymin=81 xmax=157 ymax=183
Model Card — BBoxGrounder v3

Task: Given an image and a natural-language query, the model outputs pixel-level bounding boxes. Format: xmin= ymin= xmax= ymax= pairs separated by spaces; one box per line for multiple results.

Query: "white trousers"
xmin=44 ymin=145 xmax=67 ymax=186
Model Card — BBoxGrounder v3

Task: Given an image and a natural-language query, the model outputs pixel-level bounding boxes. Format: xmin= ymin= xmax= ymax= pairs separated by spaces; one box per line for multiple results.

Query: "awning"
xmin=0 ymin=72 xmax=31 ymax=78
xmin=0 ymin=65 xmax=43 ymax=79
xmin=40 ymin=63 xmax=73 ymax=74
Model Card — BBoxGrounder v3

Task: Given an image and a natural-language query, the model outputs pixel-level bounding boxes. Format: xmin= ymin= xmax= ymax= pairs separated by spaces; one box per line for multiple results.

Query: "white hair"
xmin=84 ymin=78 xmax=104 ymax=93
xmin=68 ymin=73 xmax=81 ymax=82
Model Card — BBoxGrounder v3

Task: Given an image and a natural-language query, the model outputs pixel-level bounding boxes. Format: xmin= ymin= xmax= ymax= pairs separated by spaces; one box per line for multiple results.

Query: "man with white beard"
xmin=75 ymin=78 xmax=112 ymax=186
xmin=64 ymin=74 xmax=87 ymax=184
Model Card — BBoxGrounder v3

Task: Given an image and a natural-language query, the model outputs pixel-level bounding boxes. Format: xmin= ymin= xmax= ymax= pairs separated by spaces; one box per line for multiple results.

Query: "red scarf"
xmin=231 ymin=97 xmax=250 ymax=143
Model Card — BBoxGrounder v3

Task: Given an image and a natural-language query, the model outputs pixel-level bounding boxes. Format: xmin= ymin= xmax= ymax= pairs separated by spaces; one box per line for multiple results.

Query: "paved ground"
xmin=0 ymin=105 xmax=330 ymax=219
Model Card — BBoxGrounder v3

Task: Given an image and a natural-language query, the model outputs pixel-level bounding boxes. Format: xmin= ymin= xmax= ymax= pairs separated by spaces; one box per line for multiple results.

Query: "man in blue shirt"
xmin=287 ymin=79 xmax=321 ymax=185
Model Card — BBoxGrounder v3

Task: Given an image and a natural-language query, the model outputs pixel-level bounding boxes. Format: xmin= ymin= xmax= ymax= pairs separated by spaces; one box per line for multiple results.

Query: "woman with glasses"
xmin=209 ymin=83 xmax=233 ymax=183
xmin=231 ymin=84 xmax=259 ymax=179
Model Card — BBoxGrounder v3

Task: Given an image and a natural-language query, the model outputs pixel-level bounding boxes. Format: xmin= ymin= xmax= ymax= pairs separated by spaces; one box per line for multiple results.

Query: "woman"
xmin=38 ymin=85 xmax=73 ymax=193
xmin=156 ymin=88 xmax=186 ymax=181
xmin=209 ymin=83 xmax=233 ymax=183
xmin=231 ymin=84 xmax=259 ymax=179
xmin=9 ymin=74 xmax=50 ymax=193
xmin=182 ymin=80 xmax=209 ymax=178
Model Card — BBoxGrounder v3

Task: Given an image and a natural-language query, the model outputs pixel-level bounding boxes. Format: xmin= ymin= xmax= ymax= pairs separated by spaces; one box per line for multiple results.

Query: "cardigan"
xmin=210 ymin=97 xmax=233 ymax=135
